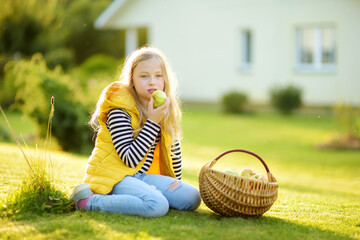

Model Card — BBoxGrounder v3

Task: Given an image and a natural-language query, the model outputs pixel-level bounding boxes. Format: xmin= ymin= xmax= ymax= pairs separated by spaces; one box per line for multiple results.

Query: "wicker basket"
xmin=199 ymin=149 xmax=278 ymax=217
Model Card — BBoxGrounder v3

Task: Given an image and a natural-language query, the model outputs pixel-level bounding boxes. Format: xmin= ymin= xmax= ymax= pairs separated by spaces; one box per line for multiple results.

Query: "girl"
xmin=70 ymin=46 xmax=201 ymax=217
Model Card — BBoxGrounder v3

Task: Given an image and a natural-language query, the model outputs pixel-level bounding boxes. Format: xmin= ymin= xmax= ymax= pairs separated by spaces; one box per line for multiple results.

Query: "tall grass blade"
xmin=0 ymin=97 xmax=73 ymax=215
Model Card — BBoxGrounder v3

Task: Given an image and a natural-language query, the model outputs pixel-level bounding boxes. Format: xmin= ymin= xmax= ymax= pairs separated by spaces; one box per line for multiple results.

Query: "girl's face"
xmin=132 ymin=57 xmax=165 ymax=105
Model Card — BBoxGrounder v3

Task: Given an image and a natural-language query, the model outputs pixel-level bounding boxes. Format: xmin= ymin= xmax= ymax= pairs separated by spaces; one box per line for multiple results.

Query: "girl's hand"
xmin=148 ymin=97 xmax=170 ymax=124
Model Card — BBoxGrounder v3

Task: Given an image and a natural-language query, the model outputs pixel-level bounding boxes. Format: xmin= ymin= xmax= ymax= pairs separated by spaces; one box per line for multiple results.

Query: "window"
xmin=295 ymin=26 xmax=336 ymax=72
xmin=240 ymin=30 xmax=253 ymax=71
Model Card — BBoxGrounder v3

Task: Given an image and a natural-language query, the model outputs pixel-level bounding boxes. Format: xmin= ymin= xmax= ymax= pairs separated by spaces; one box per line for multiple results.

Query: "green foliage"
xmin=0 ymin=15 xmax=43 ymax=55
xmin=5 ymin=182 xmax=73 ymax=215
xmin=45 ymin=48 xmax=74 ymax=71
xmin=221 ymin=91 xmax=248 ymax=113
xmin=0 ymin=55 xmax=15 ymax=108
xmin=4 ymin=54 xmax=93 ymax=153
xmin=270 ymin=84 xmax=302 ymax=115
xmin=0 ymin=0 xmax=124 ymax=68
xmin=61 ymin=0 xmax=124 ymax=63
xmin=333 ymin=102 xmax=360 ymax=138
xmin=71 ymin=54 xmax=122 ymax=111
xmin=78 ymin=54 xmax=121 ymax=79
xmin=4 ymin=158 xmax=74 ymax=215
xmin=0 ymin=0 xmax=65 ymax=56
xmin=0 ymin=53 xmax=13 ymax=81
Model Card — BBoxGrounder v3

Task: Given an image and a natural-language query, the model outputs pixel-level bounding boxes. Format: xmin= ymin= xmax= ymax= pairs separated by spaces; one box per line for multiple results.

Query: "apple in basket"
xmin=252 ymin=173 xmax=268 ymax=181
xmin=151 ymin=90 xmax=167 ymax=108
xmin=223 ymin=169 xmax=240 ymax=176
xmin=259 ymin=174 xmax=268 ymax=181
xmin=239 ymin=168 xmax=255 ymax=178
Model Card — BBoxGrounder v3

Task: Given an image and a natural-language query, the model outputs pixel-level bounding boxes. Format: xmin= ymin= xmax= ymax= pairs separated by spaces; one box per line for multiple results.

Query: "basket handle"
xmin=209 ymin=149 xmax=277 ymax=182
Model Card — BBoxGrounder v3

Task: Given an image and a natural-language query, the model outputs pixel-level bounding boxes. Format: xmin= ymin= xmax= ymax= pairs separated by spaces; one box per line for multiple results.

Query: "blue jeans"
xmin=86 ymin=173 xmax=201 ymax=217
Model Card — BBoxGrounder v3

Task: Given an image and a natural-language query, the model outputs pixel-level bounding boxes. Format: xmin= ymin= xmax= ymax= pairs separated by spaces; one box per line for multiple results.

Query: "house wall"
xmin=100 ymin=0 xmax=360 ymax=105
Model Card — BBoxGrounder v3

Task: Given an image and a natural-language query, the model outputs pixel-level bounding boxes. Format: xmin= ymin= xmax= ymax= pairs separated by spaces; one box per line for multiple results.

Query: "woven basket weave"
xmin=199 ymin=149 xmax=278 ymax=217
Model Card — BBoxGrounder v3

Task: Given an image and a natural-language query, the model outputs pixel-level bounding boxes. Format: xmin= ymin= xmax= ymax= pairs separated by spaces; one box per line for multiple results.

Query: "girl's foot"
xmin=69 ymin=183 xmax=94 ymax=210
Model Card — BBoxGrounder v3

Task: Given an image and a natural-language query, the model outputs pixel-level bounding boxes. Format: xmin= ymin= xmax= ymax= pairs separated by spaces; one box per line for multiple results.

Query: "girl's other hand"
xmin=148 ymin=97 xmax=170 ymax=124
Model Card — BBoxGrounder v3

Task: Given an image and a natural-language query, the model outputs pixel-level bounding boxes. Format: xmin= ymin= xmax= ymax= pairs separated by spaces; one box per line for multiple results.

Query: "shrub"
xmin=221 ymin=91 xmax=248 ymax=113
xmin=317 ymin=102 xmax=360 ymax=150
xmin=334 ymin=102 xmax=360 ymax=138
xmin=45 ymin=48 xmax=74 ymax=71
xmin=71 ymin=54 xmax=122 ymax=110
xmin=79 ymin=54 xmax=120 ymax=75
xmin=270 ymin=85 xmax=302 ymax=115
xmin=4 ymin=54 xmax=93 ymax=154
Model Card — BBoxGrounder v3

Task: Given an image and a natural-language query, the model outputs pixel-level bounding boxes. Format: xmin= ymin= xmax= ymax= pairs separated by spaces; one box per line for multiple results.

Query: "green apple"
xmin=152 ymin=90 xmax=167 ymax=108
xmin=239 ymin=168 xmax=255 ymax=178
xmin=223 ymin=169 xmax=240 ymax=176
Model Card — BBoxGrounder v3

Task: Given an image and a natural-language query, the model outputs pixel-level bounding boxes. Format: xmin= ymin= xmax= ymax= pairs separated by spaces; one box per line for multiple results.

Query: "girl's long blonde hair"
xmin=90 ymin=46 xmax=182 ymax=143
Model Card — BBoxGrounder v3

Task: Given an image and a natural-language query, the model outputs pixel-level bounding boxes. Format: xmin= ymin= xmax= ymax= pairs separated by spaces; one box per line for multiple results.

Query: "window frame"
xmin=295 ymin=25 xmax=337 ymax=73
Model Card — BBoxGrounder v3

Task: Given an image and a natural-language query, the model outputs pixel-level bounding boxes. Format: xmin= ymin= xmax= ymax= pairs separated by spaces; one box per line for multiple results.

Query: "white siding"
xmin=97 ymin=0 xmax=360 ymax=105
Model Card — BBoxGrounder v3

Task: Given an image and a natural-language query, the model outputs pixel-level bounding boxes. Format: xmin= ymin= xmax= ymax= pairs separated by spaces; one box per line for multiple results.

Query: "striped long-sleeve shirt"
xmin=106 ymin=108 xmax=182 ymax=180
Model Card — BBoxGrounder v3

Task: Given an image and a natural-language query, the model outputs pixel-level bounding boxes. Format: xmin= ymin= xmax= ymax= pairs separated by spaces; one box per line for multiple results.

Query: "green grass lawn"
xmin=0 ymin=109 xmax=359 ymax=240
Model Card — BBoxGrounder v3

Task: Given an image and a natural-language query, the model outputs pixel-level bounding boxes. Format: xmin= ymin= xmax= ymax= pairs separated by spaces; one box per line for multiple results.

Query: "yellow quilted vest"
xmin=83 ymin=82 xmax=176 ymax=194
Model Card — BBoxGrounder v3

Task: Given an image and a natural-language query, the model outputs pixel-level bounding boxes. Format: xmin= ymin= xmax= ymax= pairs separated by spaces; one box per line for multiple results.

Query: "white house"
xmin=95 ymin=0 xmax=360 ymax=106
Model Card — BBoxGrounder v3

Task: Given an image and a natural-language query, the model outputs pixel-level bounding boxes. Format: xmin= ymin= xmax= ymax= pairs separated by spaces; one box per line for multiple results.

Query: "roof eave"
xmin=94 ymin=0 xmax=128 ymax=29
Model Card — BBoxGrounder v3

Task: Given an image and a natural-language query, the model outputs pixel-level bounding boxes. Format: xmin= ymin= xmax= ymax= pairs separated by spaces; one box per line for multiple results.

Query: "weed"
xmin=0 ymin=97 xmax=73 ymax=216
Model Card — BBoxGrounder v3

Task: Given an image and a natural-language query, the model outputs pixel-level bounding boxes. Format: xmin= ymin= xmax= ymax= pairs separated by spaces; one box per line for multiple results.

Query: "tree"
xmin=4 ymin=54 xmax=93 ymax=154
xmin=0 ymin=0 xmax=65 ymax=56
xmin=61 ymin=0 xmax=125 ymax=63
